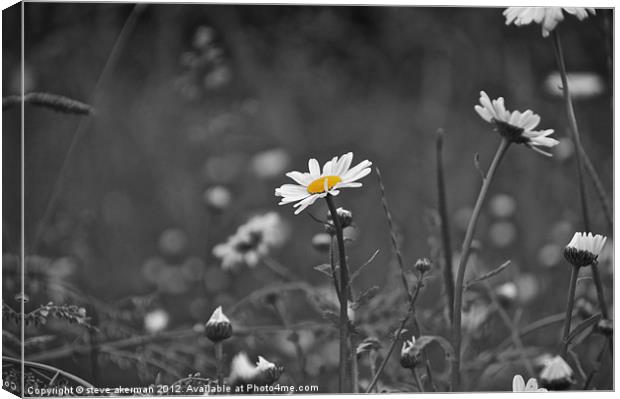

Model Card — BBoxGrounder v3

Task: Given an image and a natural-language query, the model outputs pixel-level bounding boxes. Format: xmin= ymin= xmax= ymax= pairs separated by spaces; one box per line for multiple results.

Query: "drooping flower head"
xmin=275 ymin=152 xmax=372 ymax=215
xmin=512 ymin=374 xmax=548 ymax=392
xmin=539 ymin=355 xmax=575 ymax=390
xmin=205 ymin=306 xmax=233 ymax=342
xmin=563 ymin=232 xmax=607 ymax=268
xmin=475 ymin=91 xmax=559 ymax=156
xmin=399 ymin=338 xmax=419 ymax=369
xmin=503 ymin=7 xmax=596 ymax=37
xmin=212 ymin=212 xmax=287 ymax=270
xmin=228 ymin=353 xmax=282 ymax=387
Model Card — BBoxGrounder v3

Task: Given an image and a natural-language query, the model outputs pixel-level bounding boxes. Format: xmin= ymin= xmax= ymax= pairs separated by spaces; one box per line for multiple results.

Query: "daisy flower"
xmin=275 ymin=152 xmax=372 ymax=215
xmin=475 ymin=91 xmax=559 ymax=157
xmin=212 ymin=212 xmax=287 ymax=270
xmin=503 ymin=7 xmax=596 ymax=37
xmin=400 ymin=338 xmax=419 ymax=369
xmin=539 ymin=355 xmax=575 ymax=390
xmin=228 ymin=353 xmax=282 ymax=387
xmin=512 ymin=374 xmax=548 ymax=392
xmin=564 ymin=232 xmax=607 ymax=268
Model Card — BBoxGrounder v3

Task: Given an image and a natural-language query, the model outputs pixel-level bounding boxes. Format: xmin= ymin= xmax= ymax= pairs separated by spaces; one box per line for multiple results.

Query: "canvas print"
xmin=1 ymin=2 xmax=614 ymax=396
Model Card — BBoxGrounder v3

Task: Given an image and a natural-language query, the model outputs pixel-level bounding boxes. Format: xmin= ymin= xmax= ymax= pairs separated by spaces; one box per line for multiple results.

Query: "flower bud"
xmin=311 ymin=233 xmax=332 ymax=253
xmin=414 ymin=258 xmax=432 ymax=274
xmin=399 ymin=338 xmax=420 ymax=369
xmin=326 ymin=207 xmax=353 ymax=230
xmin=205 ymin=306 xmax=232 ymax=342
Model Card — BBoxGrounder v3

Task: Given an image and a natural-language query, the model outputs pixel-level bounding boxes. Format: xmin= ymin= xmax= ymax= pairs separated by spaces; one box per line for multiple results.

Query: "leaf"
xmin=351 ymin=286 xmax=379 ymax=310
xmin=409 ymin=335 xmax=455 ymax=381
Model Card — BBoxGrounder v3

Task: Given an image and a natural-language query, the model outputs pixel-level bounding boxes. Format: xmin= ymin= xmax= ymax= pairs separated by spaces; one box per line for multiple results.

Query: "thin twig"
xmin=464 ymin=260 xmax=511 ymax=289
xmin=561 ymin=265 xmax=579 ymax=357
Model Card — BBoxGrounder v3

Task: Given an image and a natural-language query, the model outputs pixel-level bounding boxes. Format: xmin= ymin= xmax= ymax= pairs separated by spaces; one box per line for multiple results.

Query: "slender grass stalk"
xmin=436 ymin=129 xmax=455 ymax=324
xmin=560 ymin=265 xmax=579 ymax=357
xmin=351 ymin=341 xmax=359 ymax=393
xmin=368 ymin=352 xmax=378 ymax=393
xmin=451 ymin=138 xmax=511 ymax=391
xmin=325 ymin=194 xmax=351 ymax=393
xmin=214 ymin=341 xmax=224 ymax=384
xmin=551 ymin=30 xmax=612 ymax=233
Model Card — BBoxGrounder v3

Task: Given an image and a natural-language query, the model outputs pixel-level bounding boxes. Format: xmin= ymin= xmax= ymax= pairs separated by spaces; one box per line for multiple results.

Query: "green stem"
xmin=215 ymin=341 xmax=223 ymax=384
xmin=451 ymin=138 xmax=510 ymax=391
xmin=413 ymin=368 xmax=425 ymax=392
xmin=325 ymin=194 xmax=351 ymax=393
xmin=436 ymin=129 xmax=455 ymax=324
xmin=561 ymin=265 xmax=579 ymax=357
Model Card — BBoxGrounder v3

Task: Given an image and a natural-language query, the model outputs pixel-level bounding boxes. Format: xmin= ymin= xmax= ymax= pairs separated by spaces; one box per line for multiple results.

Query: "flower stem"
xmin=325 ymin=194 xmax=351 ymax=393
xmin=451 ymin=137 xmax=510 ymax=391
xmin=214 ymin=341 xmax=224 ymax=384
xmin=413 ymin=368 xmax=425 ymax=392
xmin=561 ymin=265 xmax=579 ymax=357
xmin=552 ymin=29 xmax=610 ymax=330
xmin=436 ymin=128 xmax=455 ymax=324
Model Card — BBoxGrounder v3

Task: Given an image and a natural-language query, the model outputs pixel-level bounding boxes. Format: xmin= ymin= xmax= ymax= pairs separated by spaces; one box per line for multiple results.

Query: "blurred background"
xmin=2 ymin=3 xmax=613 ymax=392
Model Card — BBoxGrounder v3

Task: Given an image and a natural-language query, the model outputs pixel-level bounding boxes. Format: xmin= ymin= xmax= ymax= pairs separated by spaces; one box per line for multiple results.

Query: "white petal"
xmin=308 ymin=158 xmax=320 ymax=176
xmin=335 ymin=152 xmax=353 ymax=176
xmin=341 ymin=160 xmax=372 ymax=181
xmin=475 ymin=105 xmax=493 ymax=123
xmin=294 ymin=194 xmax=319 ymax=215
xmin=286 ymin=171 xmax=313 ymax=185
xmin=525 ymin=378 xmax=539 ymax=391
xmin=512 ymin=375 xmax=526 ymax=392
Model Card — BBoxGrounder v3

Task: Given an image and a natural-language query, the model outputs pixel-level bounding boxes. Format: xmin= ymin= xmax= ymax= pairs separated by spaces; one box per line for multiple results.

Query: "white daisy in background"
xmin=564 ymin=232 xmax=607 ymax=268
xmin=539 ymin=355 xmax=575 ymax=390
xmin=212 ymin=212 xmax=288 ymax=270
xmin=228 ymin=353 xmax=282 ymax=386
xmin=475 ymin=91 xmax=559 ymax=157
xmin=512 ymin=374 xmax=548 ymax=392
xmin=503 ymin=7 xmax=596 ymax=37
xmin=144 ymin=308 xmax=170 ymax=334
xmin=400 ymin=338 xmax=419 ymax=369
xmin=275 ymin=152 xmax=372 ymax=215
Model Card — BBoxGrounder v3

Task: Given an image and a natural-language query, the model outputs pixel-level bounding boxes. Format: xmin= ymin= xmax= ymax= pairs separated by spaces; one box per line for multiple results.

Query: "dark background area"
xmin=2 ymin=3 xmax=613 ymax=392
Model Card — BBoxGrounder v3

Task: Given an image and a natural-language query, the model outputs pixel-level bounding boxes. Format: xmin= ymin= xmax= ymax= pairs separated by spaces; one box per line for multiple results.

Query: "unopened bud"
xmin=205 ymin=306 xmax=232 ymax=342
xmin=326 ymin=207 xmax=353 ymax=230
xmin=414 ymin=258 xmax=432 ymax=274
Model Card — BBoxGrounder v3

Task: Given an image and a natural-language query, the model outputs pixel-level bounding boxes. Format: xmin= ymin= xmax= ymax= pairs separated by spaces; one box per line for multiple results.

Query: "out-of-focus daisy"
xmin=203 ymin=185 xmax=232 ymax=211
xmin=563 ymin=232 xmax=607 ymax=268
xmin=228 ymin=353 xmax=282 ymax=387
xmin=475 ymin=91 xmax=559 ymax=157
xmin=144 ymin=308 xmax=170 ymax=334
xmin=539 ymin=355 xmax=575 ymax=390
xmin=503 ymin=7 xmax=596 ymax=37
xmin=495 ymin=282 xmax=518 ymax=306
xmin=212 ymin=212 xmax=287 ymax=270
xmin=544 ymin=72 xmax=604 ymax=100
xmin=512 ymin=374 xmax=548 ymax=392
xmin=251 ymin=148 xmax=291 ymax=178
xmin=275 ymin=152 xmax=372 ymax=215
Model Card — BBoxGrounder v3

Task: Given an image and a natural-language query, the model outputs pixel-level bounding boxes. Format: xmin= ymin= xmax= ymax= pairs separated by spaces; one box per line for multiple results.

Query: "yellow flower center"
xmin=307 ymin=175 xmax=342 ymax=194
